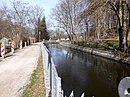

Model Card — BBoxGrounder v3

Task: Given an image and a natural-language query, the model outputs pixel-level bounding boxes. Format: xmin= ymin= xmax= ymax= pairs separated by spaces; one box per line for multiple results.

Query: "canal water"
xmin=48 ymin=44 xmax=130 ymax=97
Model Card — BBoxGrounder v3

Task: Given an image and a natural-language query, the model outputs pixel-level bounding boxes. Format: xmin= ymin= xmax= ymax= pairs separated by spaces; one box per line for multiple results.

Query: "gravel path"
xmin=0 ymin=43 xmax=40 ymax=97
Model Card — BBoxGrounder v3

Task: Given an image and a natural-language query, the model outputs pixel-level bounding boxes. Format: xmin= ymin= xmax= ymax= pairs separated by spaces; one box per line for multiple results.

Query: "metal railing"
xmin=42 ymin=43 xmax=63 ymax=97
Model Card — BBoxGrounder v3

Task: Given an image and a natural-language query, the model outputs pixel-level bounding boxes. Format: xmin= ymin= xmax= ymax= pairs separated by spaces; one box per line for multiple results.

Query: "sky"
xmin=24 ymin=0 xmax=59 ymax=17
xmin=3 ymin=0 xmax=59 ymax=19
xmin=0 ymin=0 xmax=59 ymax=30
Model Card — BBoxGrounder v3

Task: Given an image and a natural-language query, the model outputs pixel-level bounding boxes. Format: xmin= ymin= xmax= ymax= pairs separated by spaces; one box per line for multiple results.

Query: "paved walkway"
xmin=0 ymin=43 xmax=40 ymax=97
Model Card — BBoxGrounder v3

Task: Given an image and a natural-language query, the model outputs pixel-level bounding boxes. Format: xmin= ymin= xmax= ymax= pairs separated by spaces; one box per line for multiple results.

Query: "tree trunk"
xmin=119 ymin=26 xmax=124 ymax=51
xmin=122 ymin=0 xmax=127 ymax=51
xmin=86 ymin=22 xmax=89 ymax=40
xmin=126 ymin=29 xmax=129 ymax=47
xmin=119 ymin=0 xmax=127 ymax=51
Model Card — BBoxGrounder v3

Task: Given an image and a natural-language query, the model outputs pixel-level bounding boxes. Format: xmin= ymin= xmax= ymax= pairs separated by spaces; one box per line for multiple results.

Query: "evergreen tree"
xmin=41 ymin=17 xmax=49 ymax=40
xmin=37 ymin=17 xmax=49 ymax=41
xmin=36 ymin=18 xmax=41 ymax=41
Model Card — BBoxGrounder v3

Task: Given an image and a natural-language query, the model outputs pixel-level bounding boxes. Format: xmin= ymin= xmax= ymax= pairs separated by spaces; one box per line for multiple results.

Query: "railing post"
xmin=48 ymin=52 xmax=52 ymax=96
xmin=1 ymin=42 xmax=5 ymax=58
xmin=11 ymin=41 xmax=15 ymax=53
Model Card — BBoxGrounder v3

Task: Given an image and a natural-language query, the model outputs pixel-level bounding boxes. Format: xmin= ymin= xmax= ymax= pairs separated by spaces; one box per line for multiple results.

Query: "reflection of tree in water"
xmin=92 ymin=55 xmax=130 ymax=95
xmin=66 ymin=49 xmax=93 ymax=67
xmin=55 ymin=49 xmax=89 ymax=97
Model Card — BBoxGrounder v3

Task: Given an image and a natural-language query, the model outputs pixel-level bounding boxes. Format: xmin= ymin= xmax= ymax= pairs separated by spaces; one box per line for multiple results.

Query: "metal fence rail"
xmin=42 ymin=43 xmax=63 ymax=97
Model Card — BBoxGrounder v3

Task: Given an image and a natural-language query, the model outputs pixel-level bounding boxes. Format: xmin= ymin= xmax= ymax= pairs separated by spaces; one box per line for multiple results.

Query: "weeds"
xmin=22 ymin=52 xmax=46 ymax=97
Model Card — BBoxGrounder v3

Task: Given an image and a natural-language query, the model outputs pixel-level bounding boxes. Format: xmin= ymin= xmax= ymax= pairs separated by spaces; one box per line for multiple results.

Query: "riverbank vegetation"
xmin=73 ymin=39 xmax=130 ymax=58
xmin=74 ymin=39 xmax=118 ymax=50
xmin=22 ymin=53 xmax=46 ymax=97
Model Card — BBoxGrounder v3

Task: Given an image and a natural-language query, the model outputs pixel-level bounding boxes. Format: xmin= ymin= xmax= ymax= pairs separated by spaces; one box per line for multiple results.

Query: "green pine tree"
xmin=41 ymin=17 xmax=49 ymax=40
xmin=37 ymin=17 xmax=49 ymax=41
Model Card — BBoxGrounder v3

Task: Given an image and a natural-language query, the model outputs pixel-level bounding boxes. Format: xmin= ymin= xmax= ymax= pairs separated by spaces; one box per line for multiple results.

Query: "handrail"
xmin=42 ymin=42 xmax=63 ymax=97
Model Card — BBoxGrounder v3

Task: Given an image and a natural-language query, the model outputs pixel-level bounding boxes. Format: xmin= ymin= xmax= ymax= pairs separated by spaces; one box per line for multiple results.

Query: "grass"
xmin=74 ymin=39 xmax=119 ymax=51
xmin=22 ymin=52 xmax=46 ymax=97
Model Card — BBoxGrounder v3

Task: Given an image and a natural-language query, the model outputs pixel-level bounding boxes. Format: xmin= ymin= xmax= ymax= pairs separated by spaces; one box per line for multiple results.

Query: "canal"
xmin=47 ymin=44 xmax=130 ymax=97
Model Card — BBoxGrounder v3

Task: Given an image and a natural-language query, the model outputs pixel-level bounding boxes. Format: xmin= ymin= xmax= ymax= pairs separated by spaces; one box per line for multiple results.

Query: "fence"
xmin=42 ymin=43 xmax=63 ymax=97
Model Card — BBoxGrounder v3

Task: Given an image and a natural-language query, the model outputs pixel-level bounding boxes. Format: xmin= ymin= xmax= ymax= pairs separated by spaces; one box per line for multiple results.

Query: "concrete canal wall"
xmin=60 ymin=42 xmax=130 ymax=64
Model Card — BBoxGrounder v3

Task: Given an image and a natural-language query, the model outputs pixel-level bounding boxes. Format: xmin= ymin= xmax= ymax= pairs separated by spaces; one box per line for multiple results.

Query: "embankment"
xmin=60 ymin=42 xmax=130 ymax=64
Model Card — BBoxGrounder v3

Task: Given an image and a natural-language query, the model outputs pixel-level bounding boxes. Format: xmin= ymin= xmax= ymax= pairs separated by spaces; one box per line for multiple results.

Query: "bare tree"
xmin=108 ymin=0 xmax=128 ymax=51
xmin=80 ymin=0 xmax=110 ymax=40
xmin=28 ymin=5 xmax=44 ymax=38
xmin=80 ymin=0 xmax=129 ymax=52
xmin=11 ymin=0 xmax=30 ymax=45
xmin=0 ymin=2 xmax=16 ymax=39
xmin=0 ymin=0 xmax=36 ymax=47
xmin=51 ymin=0 xmax=88 ymax=41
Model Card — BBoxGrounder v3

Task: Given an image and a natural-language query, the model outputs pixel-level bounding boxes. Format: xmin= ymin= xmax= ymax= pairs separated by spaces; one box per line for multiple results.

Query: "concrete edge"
xmin=60 ymin=43 xmax=130 ymax=64
xmin=41 ymin=42 xmax=50 ymax=97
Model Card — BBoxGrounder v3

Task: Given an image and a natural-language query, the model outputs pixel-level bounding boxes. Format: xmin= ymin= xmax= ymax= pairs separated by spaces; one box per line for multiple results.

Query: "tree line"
xmin=0 ymin=0 xmax=49 ymax=47
xmin=51 ymin=0 xmax=130 ymax=52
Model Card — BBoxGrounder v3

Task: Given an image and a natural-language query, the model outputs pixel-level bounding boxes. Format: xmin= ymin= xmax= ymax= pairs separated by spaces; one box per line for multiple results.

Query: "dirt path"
xmin=0 ymin=43 xmax=40 ymax=97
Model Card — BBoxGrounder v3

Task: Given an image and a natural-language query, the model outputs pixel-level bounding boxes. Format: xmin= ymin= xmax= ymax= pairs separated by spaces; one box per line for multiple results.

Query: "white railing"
xmin=51 ymin=59 xmax=63 ymax=97
xmin=42 ymin=43 xmax=63 ymax=97
xmin=68 ymin=91 xmax=85 ymax=97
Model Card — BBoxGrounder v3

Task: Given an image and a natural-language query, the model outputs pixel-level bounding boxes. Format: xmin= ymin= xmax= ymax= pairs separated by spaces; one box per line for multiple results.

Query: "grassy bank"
xmin=22 ymin=53 xmax=46 ymax=97
xmin=74 ymin=39 xmax=119 ymax=51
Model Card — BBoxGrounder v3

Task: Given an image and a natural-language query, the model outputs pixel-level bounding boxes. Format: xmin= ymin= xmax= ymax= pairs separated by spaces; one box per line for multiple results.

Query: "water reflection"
xmin=48 ymin=44 xmax=130 ymax=97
